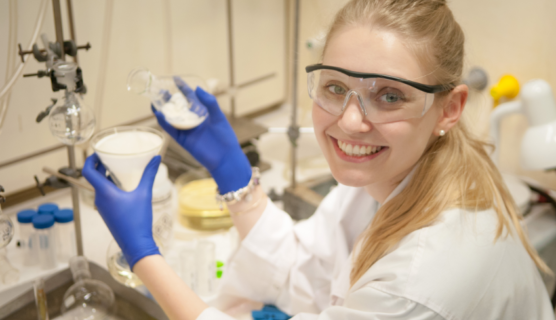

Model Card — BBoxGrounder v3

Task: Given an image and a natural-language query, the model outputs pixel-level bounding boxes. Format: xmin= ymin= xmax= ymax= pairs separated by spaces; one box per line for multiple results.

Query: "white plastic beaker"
xmin=91 ymin=126 xmax=164 ymax=191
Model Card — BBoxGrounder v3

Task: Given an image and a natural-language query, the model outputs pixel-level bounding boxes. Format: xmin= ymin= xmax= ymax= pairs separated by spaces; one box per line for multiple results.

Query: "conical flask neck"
xmin=69 ymin=256 xmax=91 ymax=282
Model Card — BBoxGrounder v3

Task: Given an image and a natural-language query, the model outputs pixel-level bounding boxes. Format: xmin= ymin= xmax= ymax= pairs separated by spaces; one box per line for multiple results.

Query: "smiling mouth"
xmin=336 ymin=139 xmax=385 ymax=157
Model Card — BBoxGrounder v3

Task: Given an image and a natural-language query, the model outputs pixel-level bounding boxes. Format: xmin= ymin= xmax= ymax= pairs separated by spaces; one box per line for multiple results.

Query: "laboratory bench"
xmin=3 ymin=179 xmax=556 ymax=318
xmin=0 ymin=187 xmax=253 ymax=319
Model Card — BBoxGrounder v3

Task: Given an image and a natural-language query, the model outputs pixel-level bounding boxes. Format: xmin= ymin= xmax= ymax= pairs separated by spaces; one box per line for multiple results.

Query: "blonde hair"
xmin=322 ymin=0 xmax=551 ymax=286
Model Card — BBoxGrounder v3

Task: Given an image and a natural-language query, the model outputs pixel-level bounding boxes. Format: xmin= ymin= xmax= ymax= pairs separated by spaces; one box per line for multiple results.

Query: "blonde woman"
xmin=83 ymin=0 xmax=554 ymax=319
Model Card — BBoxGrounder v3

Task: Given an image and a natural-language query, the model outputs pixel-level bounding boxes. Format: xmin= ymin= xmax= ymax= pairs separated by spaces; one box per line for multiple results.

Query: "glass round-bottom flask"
xmin=61 ymin=256 xmax=116 ymax=319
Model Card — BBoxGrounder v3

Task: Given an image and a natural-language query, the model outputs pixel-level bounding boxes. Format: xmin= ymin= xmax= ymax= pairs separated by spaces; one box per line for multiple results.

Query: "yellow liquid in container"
xmin=178 ymin=179 xmax=233 ymax=231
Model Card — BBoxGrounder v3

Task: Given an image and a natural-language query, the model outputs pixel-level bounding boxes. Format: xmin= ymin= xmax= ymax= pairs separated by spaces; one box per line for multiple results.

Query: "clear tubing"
xmin=56 ymin=221 xmax=76 ymax=262
xmin=0 ymin=0 xmax=17 ymax=137
xmin=0 ymin=0 xmax=50 ymax=132
xmin=196 ymin=240 xmax=215 ymax=297
xmin=35 ymin=227 xmax=56 ymax=270
xmin=93 ymin=0 xmax=114 ymax=130
xmin=0 ymin=248 xmax=19 ymax=285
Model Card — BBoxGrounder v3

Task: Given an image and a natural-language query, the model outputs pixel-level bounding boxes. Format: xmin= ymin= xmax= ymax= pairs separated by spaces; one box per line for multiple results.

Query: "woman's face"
xmin=313 ymin=25 xmax=444 ymax=199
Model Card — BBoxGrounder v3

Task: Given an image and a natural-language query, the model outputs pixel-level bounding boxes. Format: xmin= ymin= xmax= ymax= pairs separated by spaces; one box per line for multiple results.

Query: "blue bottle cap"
xmin=17 ymin=209 xmax=37 ymax=223
xmin=33 ymin=214 xmax=55 ymax=229
xmin=54 ymin=209 xmax=74 ymax=223
xmin=38 ymin=203 xmax=59 ymax=215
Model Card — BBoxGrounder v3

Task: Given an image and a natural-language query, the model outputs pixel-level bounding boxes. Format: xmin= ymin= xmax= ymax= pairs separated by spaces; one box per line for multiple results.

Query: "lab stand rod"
xmin=226 ymin=0 xmax=236 ymax=119
xmin=42 ymin=166 xmax=94 ymax=192
xmin=290 ymin=0 xmax=300 ymax=189
xmin=67 ymin=145 xmax=84 ymax=256
xmin=52 ymin=0 xmax=65 ymax=61
xmin=66 ymin=0 xmax=78 ymax=64
xmin=53 ymin=0 xmax=84 ymax=256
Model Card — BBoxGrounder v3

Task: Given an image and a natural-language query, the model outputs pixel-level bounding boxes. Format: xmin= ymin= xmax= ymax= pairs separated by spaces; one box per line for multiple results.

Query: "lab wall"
xmin=290 ymin=0 xmax=556 ymax=190
xmin=0 ymin=0 xmax=286 ymax=194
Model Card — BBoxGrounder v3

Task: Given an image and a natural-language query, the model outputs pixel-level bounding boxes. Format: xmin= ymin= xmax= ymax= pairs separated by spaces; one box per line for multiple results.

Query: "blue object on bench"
xmin=251 ymin=305 xmax=291 ymax=319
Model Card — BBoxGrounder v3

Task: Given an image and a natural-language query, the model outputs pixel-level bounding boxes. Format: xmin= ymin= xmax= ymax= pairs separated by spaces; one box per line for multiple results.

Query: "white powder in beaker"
xmin=95 ymin=131 xmax=162 ymax=155
xmin=161 ymin=93 xmax=205 ymax=129
xmin=94 ymin=131 xmax=163 ymax=191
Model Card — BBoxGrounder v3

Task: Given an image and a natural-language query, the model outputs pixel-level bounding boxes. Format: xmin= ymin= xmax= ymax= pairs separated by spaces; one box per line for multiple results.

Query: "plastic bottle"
xmin=38 ymin=203 xmax=59 ymax=215
xmin=17 ymin=209 xmax=39 ymax=266
xmin=32 ymin=214 xmax=56 ymax=270
xmin=196 ymin=240 xmax=216 ymax=297
xmin=152 ymin=163 xmax=175 ymax=249
xmin=54 ymin=209 xmax=76 ymax=262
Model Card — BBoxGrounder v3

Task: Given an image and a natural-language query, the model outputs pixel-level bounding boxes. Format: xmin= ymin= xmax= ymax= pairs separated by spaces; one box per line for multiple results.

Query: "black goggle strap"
xmin=306 ymin=64 xmax=450 ymax=94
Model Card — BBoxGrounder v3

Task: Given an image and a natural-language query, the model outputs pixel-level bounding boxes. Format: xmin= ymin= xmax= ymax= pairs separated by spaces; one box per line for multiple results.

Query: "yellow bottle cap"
xmin=490 ymin=75 xmax=520 ymax=101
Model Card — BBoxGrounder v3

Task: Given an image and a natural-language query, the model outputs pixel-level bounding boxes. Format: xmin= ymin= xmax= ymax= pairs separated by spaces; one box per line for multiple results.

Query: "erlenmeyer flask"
xmin=61 ymin=256 xmax=116 ymax=319
xmin=127 ymin=67 xmax=208 ymax=129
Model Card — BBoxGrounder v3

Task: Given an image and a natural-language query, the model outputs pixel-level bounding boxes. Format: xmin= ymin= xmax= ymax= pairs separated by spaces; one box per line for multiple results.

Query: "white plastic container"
xmin=54 ymin=209 xmax=76 ymax=262
xmin=17 ymin=209 xmax=39 ymax=266
xmin=179 ymin=243 xmax=197 ymax=292
xmin=32 ymin=214 xmax=57 ymax=270
xmin=196 ymin=240 xmax=216 ymax=297
xmin=152 ymin=163 xmax=175 ymax=249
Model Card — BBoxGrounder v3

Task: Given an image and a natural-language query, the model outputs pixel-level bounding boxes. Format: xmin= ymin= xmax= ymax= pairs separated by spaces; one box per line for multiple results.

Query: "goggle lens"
xmin=307 ymin=69 xmax=435 ymax=123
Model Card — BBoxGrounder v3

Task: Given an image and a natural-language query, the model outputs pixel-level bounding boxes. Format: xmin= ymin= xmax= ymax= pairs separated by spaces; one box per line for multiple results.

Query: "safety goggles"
xmin=306 ymin=64 xmax=451 ymax=123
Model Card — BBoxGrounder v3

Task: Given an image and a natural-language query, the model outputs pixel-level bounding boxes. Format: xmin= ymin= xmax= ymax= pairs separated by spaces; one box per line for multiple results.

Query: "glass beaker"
xmin=90 ymin=126 xmax=164 ymax=191
xmin=105 ymin=240 xmax=143 ymax=288
xmin=49 ymin=91 xmax=95 ymax=145
xmin=61 ymin=256 xmax=116 ymax=319
xmin=127 ymin=67 xmax=208 ymax=130
xmin=0 ymin=214 xmax=14 ymax=248
xmin=0 ymin=248 xmax=19 ymax=285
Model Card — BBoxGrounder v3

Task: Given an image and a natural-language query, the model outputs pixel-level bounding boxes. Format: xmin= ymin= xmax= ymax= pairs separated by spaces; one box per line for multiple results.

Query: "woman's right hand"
xmin=153 ymin=78 xmax=252 ymax=194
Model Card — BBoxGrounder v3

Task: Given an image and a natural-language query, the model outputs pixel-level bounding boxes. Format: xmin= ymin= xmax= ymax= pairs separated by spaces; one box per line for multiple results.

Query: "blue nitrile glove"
xmin=82 ymin=153 xmax=161 ymax=271
xmin=153 ymin=77 xmax=251 ymax=194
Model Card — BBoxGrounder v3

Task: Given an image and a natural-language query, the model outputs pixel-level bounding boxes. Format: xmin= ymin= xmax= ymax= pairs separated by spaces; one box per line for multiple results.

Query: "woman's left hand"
xmin=82 ymin=153 xmax=162 ymax=271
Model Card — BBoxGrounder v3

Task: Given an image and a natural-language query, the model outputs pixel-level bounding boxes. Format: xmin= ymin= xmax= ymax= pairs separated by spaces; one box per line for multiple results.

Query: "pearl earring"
xmin=439 ymin=130 xmax=445 ymax=136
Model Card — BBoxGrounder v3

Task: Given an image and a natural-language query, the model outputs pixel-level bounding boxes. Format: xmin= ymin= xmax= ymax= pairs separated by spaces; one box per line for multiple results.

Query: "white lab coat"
xmin=197 ymin=172 xmax=554 ymax=320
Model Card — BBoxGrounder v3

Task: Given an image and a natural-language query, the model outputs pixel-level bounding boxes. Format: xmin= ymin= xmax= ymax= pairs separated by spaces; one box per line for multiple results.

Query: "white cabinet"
xmin=0 ymin=0 xmax=285 ymax=193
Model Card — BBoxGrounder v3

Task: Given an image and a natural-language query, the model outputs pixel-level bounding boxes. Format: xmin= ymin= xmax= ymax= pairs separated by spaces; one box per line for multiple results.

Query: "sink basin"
xmin=0 ymin=260 xmax=167 ymax=320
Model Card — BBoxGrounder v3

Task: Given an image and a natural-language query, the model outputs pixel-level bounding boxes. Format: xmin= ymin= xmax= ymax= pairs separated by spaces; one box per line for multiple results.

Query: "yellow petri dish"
xmin=178 ymin=178 xmax=233 ymax=231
